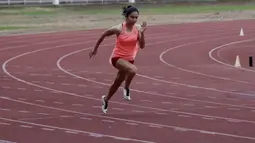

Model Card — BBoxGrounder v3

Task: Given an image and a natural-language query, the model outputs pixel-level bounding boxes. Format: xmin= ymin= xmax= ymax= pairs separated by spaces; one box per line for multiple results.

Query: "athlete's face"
xmin=126 ymin=11 xmax=138 ymax=25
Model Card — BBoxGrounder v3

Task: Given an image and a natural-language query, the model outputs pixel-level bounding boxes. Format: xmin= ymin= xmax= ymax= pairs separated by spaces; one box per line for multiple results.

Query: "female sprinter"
xmin=89 ymin=5 xmax=147 ymax=114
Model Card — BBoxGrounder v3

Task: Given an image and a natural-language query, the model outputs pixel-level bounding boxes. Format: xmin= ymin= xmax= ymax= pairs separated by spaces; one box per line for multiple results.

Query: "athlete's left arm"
xmin=137 ymin=22 xmax=147 ymax=49
xmin=138 ymin=31 xmax=145 ymax=49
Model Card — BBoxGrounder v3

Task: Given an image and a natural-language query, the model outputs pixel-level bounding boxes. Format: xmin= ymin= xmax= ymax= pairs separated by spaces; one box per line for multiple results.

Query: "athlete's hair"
xmin=122 ymin=5 xmax=139 ymax=17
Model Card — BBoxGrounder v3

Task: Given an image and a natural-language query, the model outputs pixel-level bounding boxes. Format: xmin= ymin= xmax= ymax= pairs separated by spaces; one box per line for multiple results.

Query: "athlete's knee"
xmin=126 ymin=65 xmax=137 ymax=75
xmin=113 ymin=71 xmax=125 ymax=86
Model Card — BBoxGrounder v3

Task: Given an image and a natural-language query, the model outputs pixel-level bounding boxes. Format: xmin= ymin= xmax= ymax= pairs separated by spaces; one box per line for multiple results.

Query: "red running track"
xmin=1 ymin=19 xmax=255 ymax=143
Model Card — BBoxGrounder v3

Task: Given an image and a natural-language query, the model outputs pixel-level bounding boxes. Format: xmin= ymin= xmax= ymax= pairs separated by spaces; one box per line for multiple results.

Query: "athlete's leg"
xmin=101 ymin=58 xmax=137 ymax=113
xmin=115 ymin=59 xmax=137 ymax=101
xmin=101 ymin=58 xmax=133 ymax=113
xmin=102 ymin=70 xmax=126 ymax=113
xmin=104 ymin=70 xmax=126 ymax=102
xmin=123 ymin=60 xmax=136 ymax=90
xmin=105 ymin=58 xmax=136 ymax=100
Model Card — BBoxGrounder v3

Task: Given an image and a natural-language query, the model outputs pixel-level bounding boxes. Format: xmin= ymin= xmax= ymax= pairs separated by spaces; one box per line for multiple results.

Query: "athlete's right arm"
xmin=89 ymin=25 xmax=120 ymax=58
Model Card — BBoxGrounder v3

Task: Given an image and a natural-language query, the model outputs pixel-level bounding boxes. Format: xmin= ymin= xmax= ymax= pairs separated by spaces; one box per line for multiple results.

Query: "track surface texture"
xmin=1 ymin=19 xmax=255 ymax=143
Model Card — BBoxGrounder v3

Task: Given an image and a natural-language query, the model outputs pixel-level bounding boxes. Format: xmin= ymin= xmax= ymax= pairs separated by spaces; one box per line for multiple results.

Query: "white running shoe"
xmin=101 ymin=95 xmax=108 ymax=114
xmin=123 ymin=88 xmax=131 ymax=101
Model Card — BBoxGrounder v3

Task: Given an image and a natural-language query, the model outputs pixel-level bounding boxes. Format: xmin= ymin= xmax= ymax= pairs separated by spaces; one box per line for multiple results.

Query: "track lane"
xmin=1 ymin=19 xmax=255 ymax=143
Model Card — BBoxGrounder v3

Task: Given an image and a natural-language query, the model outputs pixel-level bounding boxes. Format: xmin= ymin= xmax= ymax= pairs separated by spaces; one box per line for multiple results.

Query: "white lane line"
xmin=0 ymin=122 xmax=11 ymax=125
xmin=3 ymin=97 xmax=255 ymax=141
xmin=228 ymin=108 xmax=240 ymax=111
xmin=173 ymin=127 xmax=190 ymax=132
xmin=160 ymin=36 xmax=253 ymax=85
xmin=165 ymin=92 xmax=176 ymax=95
xmin=154 ymin=76 xmax=164 ymax=78
xmin=20 ymin=125 xmax=33 ymax=128
xmin=102 ymin=120 xmax=115 ymax=123
xmin=37 ymin=113 xmax=49 ymax=116
xmin=93 ymin=86 xmax=104 ymax=89
xmin=92 ymin=106 xmax=101 ymax=109
xmin=162 ymin=102 xmax=172 ymax=104
xmin=54 ymin=101 xmax=64 ymax=104
xmin=35 ymin=100 xmax=45 ymax=103
xmin=56 ymin=46 xmax=255 ymax=111
xmin=0 ymin=108 xmax=11 ymax=111
xmin=72 ymin=104 xmax=84 ymax=107
xmin=178 ymin=115 xmax=191 ymax=118
xmin=4 ymin=33 xmax=255 ymax=114
xmin=140 ymin=100 xmax=153 ymax=103
xmin=60 ymin=115 xmax=70 ymax=118
xmin=78 ymin=84 xmax=87 ymax=87
xmin=18 ymin=110 xmax=29 ymax=113
xmin=205 ymin=106 xmax=217 ymax=108
xmin=183 ymin=104 xmax=195 ymax=106
xmin=202 ymin=117 xmax=215 ymax=120
xmin=148 ymin=125 xmax=163 ymax=128
xmin=112 ymin=108 xmax=124 ymax=111
xmin=0 ymin=117 xmax=155 ymax=143
xmin=86 ymin=94 xmax=94 ymax=97
xmin=155 ymin=112 xmax=168 ymax=115
xmin=132 ymin=110 xmax=145 ymax=113
xmin=80 ymin=117 xmax=92 ymax=120
xmin=65 ymin=130 xmax=78 ymax=134
xmin=225 ymin=98 xmax=239 ymax=101
xmin=135 ymin=82 xmax=144 ymax=84
xmin=209 ymin=38 xmax=255 ymax=73
xmin=125 ymin=122 xmax=138 ymax=126
xmin=51 ymin=91 xmax=61 ymax=94
xmin=17 ymin=98 xmax=27 ymax=101
xmin=226 ymin=119 xmax=243 ymax=123
xmin=41 ymin=128 xmax=55 ymax=131
xmin=2 ymin=31 xmax=255 ymax=141
xmin=17 ymin=88 xmax=26 ymax=90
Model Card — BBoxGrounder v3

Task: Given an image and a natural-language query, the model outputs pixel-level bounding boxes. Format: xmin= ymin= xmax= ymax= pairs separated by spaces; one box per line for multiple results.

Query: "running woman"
xmin=89 ymin=5 xmax=147 ymax=113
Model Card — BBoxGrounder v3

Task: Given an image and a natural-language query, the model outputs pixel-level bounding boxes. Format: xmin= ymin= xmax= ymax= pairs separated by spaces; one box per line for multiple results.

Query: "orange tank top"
xmin=110 ymin=22 xmax=139 ymax=61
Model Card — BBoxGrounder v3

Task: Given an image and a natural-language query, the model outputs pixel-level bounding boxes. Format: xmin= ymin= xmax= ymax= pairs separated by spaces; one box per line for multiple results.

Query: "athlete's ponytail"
xmin=122 ymin=5 xmax=139 ymax=17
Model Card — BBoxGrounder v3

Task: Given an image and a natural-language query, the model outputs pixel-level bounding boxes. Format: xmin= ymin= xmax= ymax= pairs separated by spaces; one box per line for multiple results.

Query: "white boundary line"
xmin=2 ymin=25 xmax=255 ymax=141
xmin=0 ymin=116 xmax=155 ymax=143
xmin=209 ymin=38 xmax=255 ymax=72
xmin=159 ymin=36 xmax=255 ymax=84
xmin=1 ymin=97 xmax=255 ymax=141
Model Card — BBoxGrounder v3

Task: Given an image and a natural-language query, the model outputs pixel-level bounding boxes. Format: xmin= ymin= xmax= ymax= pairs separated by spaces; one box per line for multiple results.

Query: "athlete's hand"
xmin=141 ymin=21 xmax=147 ymax=33
xmin=89 ymin=48 xmax=97 ymax=58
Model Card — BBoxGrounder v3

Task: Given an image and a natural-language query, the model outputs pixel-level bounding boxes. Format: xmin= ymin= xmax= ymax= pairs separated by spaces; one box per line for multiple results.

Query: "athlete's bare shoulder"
xmin=107 ymin=23 xmax=122 ymax=34
xmin=102 ymin=23 xmax=122 ymax=37
xmin=135 ymin=23 xmax=142 ymax=32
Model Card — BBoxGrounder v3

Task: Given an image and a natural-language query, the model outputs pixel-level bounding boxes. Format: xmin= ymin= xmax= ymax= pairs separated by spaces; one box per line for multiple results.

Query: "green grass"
xmin=0 ymin=3 xmax=255 ymax=16
xmin=138 ymin=4 xmax=255 ymax=14
xmin=0 ymin=7 xmax=58 ymax=15
xmin=0 ymin=26 xmax=29 ymax=31
xmin=57 ymin=3 xmax=255 ymax=14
